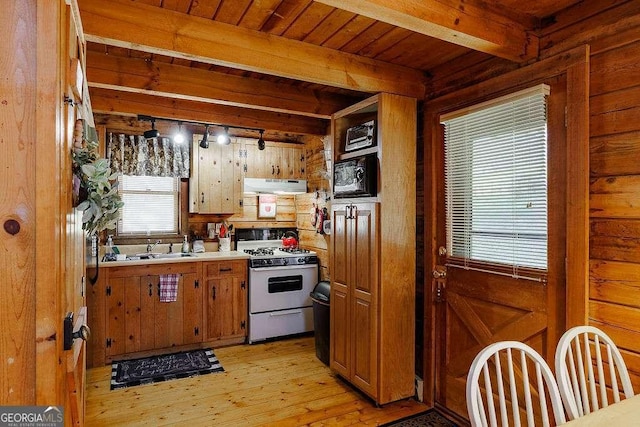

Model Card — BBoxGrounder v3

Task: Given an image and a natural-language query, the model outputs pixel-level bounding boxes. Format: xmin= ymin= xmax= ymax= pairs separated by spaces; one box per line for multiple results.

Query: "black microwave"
xmin=333 ymin=154 xmax=377 ymax=198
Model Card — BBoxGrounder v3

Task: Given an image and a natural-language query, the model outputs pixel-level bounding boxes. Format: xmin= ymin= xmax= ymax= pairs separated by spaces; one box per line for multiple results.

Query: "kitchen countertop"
xmin=88 ymin=251 xmax=250 ymax=268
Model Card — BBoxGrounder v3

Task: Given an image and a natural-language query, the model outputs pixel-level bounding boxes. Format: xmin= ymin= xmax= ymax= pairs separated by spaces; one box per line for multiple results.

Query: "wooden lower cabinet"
xmin=87 ymin=260 xmax=247 ymax=367
xmin=99 ymin=263 xmax=202 ymax=362
xmin=203 ymin=260 xmax=248 ymax=344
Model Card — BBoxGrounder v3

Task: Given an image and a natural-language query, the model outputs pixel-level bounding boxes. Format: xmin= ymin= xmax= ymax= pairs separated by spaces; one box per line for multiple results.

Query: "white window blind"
xmin=117 ymin=175 xmax=179 ymax=235
xmin=442 ymin=84 xmax=549 ymax=273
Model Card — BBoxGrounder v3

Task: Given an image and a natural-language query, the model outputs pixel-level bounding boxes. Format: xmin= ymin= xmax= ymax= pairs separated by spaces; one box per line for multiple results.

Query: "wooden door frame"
xmin=421 ymin=45 xmax=590 ymax=407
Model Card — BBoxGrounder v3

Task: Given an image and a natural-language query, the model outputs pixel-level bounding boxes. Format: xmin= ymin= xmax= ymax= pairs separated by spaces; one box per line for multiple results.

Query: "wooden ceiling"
xmin=79 ymin=0 xmax=582 ymax=140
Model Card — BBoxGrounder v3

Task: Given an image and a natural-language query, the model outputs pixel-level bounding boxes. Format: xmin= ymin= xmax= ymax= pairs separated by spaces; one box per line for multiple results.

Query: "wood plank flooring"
xmin=86 ymin=336 xmax=428 ymax=426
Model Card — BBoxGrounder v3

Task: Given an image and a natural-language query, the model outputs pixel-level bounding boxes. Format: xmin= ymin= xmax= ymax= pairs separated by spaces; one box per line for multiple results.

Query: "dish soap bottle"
xmin=106 ymin=235 xmax=114 ymax=255
xmin=182 ymin=235 xmax=190 ymax=253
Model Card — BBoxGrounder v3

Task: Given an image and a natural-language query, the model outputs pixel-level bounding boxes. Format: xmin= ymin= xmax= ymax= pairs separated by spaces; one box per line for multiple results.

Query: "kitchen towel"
xmin=159 ymin=274 xmax=179 ymax=302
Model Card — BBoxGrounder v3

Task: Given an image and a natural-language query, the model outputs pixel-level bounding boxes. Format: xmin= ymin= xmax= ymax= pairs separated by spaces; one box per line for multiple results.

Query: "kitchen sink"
xmin=126 ymin=253 xmax=196 ymax=260
xmin=154 ymin=253 xmax=196 ymax=259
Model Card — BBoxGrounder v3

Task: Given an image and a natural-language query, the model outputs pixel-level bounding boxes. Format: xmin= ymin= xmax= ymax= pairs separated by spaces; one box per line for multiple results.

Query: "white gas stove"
xmin=235 ymin=228 xmax=319 ymax=343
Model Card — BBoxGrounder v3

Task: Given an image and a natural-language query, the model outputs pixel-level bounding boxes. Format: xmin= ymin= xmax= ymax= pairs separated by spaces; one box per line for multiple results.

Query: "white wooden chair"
xmin=554 ymin=325 xmax=634 ymax=420
xmin=466 ymin=341 xmax=570 ymax=426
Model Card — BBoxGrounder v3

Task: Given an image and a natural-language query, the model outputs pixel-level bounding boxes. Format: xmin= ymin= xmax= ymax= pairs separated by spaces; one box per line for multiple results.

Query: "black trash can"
xmin=310 ymin=280 xmax=331 ymax=366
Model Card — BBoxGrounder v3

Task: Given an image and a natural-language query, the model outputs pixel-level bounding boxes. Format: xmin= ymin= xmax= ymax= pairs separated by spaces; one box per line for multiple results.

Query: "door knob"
xmin=73 ymin=324 xmax=91 ymax=342
xmin=432 ymin=269 xmax=447 ymax=279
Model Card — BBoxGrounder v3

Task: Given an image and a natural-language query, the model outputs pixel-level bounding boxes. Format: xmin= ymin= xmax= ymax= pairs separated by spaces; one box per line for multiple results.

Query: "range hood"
xmin=243 ymin=178 xmax=307 ymax=195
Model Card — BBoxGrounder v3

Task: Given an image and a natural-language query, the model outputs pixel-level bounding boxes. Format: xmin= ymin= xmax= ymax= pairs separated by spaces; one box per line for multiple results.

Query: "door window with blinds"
xmin=117 ymin=175 xmax=180 ymax=235
xmin=441 ymin=84 xmax=549 ymax=276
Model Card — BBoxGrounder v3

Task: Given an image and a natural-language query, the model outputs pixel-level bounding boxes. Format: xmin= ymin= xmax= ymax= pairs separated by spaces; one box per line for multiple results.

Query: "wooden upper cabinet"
xmin=190 ymin=136 xmax=306 ymax=212
xmin=190 ymin=135 xmax=241 ymax=214
xmin=242 ymin=139 xmax=305 ymax=179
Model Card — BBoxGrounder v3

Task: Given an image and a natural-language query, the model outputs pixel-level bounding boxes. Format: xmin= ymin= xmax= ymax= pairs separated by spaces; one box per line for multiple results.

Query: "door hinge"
xmin=106 ymin=338 xmax=112 ymax=348
xmin=240 ymin=320 xmax=246 ymax=329
xmin=194 ymin=326 xmax=199 ymax=336
xmin=243 ymin=164 xmax=247 ymax=172
xmin=106 ymin=285 xmax=111 ymax=296
xmin=241 ymin=280 xmax=246 ymax=289
xmin=239 ymin=199 xmax=243 ymax=207
xmin=194 ymin=279 xmax=199 ymax=289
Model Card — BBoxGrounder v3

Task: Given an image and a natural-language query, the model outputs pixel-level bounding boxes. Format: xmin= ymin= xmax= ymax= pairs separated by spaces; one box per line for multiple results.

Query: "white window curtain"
xmin=441 ymin=84 xmax=550 ymax=276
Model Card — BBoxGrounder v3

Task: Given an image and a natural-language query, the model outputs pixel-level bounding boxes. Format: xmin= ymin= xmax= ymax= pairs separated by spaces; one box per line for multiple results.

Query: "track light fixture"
xmin=199 ymin=125 xmax=210 ymax=149
xmin=137 ymin=115 xmax=264 ymax=149
xmin=143 ymin=119 xmax=159 ymax=139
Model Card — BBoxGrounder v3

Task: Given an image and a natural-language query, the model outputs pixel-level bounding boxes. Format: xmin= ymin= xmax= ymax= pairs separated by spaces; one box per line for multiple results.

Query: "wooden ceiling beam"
xmin=313 ymin=0 xmax=539 ymax=62
xmin=86 ymin=51 xmax=360 ymax=119
xmin=89 ymin=88 xmax=329 ymax=136
xmin=78 ymin=0 xmax=426 ymax=98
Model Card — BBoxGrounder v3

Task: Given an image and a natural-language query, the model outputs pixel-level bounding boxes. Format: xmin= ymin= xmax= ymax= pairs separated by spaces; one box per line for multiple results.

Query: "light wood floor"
xmin=86 ymin=336 xmax=428 ymax=426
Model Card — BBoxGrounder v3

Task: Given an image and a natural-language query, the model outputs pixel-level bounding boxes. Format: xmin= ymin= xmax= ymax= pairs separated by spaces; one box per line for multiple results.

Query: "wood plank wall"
xmin=295 ymin=135 xmax=331 ymax=282
xmin=428 ymin=0 xmax=640 ymax=391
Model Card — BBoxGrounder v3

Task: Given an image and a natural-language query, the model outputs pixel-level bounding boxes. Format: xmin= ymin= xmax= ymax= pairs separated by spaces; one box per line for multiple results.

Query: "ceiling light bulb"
xmin=217 ymin=127 xmax=230 ymax=145
xmin=173 ymin=122 xmax=186 ymax=143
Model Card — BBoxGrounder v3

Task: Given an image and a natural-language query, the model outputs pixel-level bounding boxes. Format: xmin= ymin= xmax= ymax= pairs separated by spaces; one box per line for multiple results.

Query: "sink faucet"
xmin=147 ymin=239 xmax=161 ymax=253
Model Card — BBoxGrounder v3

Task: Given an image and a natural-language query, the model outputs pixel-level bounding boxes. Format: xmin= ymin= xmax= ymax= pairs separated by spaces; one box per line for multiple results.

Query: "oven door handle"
xmin=269 ymin=309 xmax=303 ymax=317
xmin=250 ymin=264 xmax=317 ymax=273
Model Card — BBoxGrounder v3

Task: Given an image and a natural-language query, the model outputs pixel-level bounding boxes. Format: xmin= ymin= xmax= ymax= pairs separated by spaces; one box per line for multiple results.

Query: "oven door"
xmin=249 ymin=264 xmax=318 ymax=313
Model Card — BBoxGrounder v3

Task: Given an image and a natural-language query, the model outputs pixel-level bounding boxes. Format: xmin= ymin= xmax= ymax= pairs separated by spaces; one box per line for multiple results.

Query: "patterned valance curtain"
xmin=106 ymin=132 xmax=190 ymax=178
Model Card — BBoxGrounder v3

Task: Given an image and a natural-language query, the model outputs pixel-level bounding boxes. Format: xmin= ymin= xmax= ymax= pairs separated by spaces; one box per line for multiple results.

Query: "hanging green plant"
xmin=72 ymin=126 xmax=124 ymax=235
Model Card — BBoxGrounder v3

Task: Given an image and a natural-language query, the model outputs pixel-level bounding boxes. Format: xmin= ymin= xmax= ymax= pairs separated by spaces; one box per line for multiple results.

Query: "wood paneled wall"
xmin=428 ymin=0 xmax=640 ymax=391
xmin=295 ymin=135 xmax=331 ymax=282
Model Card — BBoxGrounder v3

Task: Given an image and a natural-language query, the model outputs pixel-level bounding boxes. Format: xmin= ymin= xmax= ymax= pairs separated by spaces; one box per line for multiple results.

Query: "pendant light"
xmin=258 ymin=130 xmax=265 ymax=150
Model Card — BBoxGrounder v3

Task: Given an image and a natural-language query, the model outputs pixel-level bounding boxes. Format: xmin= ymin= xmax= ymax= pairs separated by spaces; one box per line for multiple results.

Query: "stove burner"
xmin=279 ymin=247 xmax=310 ymax=254
xmin=243 ymin=248 xmax=275 ymax=256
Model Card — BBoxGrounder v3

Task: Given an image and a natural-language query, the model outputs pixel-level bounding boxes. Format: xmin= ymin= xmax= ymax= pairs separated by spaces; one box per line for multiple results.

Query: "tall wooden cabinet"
xmin=329 ymin=93 xmax=416 ymax=405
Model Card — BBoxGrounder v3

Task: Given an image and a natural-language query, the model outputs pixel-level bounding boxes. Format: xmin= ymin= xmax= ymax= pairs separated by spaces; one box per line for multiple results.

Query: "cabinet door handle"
xmin=212 ymin=286 xmax=216 ymax=300
xmin=272 ymin=165 xmax=275 ymax=175
xmin=148 ymin=283 xmax=152 ymax=296
xmin=220 ymin=267 xmax=232 ymax=272
xmin=277 ymin=165 xmax=280 ymax=175
xmin=201 ymin=192 xmax=205 ymax=204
